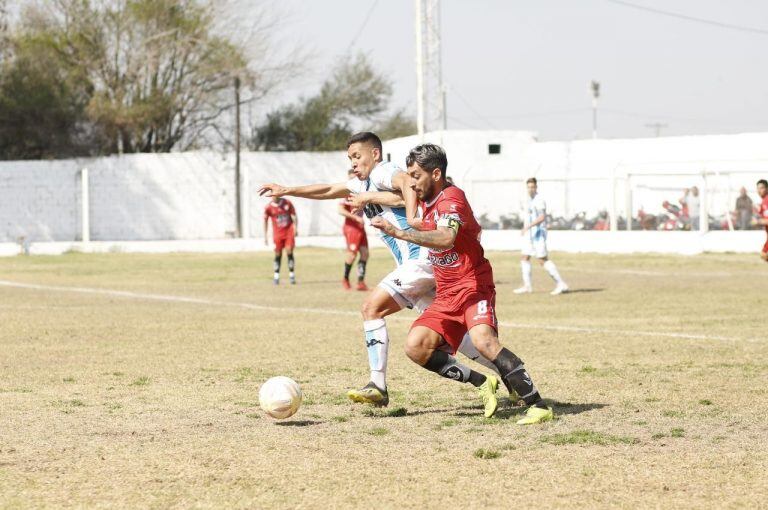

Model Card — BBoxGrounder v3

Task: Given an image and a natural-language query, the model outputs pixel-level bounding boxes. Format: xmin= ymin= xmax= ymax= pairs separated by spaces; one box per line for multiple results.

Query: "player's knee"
xmin=361 ymin=297 xmax=385 ymax=320
xmin=762 ymin=251 xmax=768 ymax=262
xmin=470 ymin=330 xmax=502 ymax=359
xmin=404 ymin=335 xmax=430 ymax=365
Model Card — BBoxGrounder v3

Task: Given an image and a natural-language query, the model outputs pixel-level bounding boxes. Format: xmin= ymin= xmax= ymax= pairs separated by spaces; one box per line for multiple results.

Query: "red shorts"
xmin=273 ymin=231 xmax=295 ymax=253
xmin=762 ymin=238 xmax=768 ymax=255
xmin=412 ymin=288 xmax=498 ymax=353
xmin=344 ymin=228 xmax=368 ymax=253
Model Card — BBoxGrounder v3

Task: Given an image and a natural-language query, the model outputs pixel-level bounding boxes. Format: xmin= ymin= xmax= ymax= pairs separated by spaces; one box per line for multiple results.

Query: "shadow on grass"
xmin=563 ymin=288 xmax=605 ymax=294
xmin=362 ymin=407 xmax=452 ymax=418
xmin=550 ymin=401 xmax=608 ymax=415
xmin=274 ymin=420 xmax=322 ymax=427
xmin=456 ymin=400 xmax=608 ymax=419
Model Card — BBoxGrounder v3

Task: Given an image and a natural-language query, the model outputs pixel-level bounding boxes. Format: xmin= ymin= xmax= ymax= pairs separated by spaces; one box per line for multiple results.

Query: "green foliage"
xmin=251 ymin=53 xmax=415 ymax=151
xmin=0 ymin=27 xmax=94 ymax=159
xmin=0 ymin=0 xmax=250 ymax=159
xmin=473 ymin=448 xmax=501 ymax=459
xmin=130 ymin=376 xmax=151 ymax=387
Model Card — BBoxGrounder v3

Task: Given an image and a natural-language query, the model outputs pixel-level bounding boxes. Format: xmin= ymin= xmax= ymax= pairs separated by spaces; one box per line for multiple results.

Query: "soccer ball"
xmin=259 ymin=376 xmax=302 ymax=419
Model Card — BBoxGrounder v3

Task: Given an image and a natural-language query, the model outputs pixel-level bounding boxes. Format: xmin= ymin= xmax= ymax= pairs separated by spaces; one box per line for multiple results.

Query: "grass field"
xmin=1 ymin=248 xmax=766 ymax=508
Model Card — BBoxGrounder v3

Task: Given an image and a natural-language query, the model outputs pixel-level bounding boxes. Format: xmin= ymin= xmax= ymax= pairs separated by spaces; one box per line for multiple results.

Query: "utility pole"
xmin=645 ymin=122 xmax=668 ymax=137
xmin=234 ymin=76 xmax=242 ymax=238
xmin=415 ymin=0 xmax=425 ymax=137
xmin=591 ymin=80 xmax=600 ymax=139
xmin=415 ymin=0 xmax=445 ymax=136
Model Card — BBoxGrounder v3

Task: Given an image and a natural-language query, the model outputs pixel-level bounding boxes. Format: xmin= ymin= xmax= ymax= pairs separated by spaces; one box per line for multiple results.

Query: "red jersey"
xmin=760 ymin=196 xmax=768 ymax=235
xmin=264 ymin=199 xmax=295 ymax=235
xmin=420 ymin=186 xmax=494 ymax=300
xmin=340 ymin=200 xmax=365 ymax=232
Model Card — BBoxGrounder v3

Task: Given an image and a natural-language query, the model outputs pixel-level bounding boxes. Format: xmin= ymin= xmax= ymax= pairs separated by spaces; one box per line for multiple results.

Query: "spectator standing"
xmin=735 ymin=187 xmax=753 ymax=230
xmin=680 ymin=187 xmax=701 ymax=230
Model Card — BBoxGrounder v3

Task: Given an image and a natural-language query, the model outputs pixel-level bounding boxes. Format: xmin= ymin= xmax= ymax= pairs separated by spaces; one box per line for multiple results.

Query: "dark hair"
xmin=346 ymin=132 xmax=383 ymax=153
xmin=405 ymin=144 xmax=448 ymax=179
xmin=526 ymin=177 xmax=537 ymax=185
xmin=758 ymin=179 xmax=768 ymax=187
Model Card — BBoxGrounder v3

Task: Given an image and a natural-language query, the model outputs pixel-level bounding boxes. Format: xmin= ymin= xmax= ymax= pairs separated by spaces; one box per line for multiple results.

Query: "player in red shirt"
xmin=372 ymin=144 xmax=553 ymax=424
xmin=755 ymin=179 xmax=768 ymax=262
xmin=338 ymin=169 xmax=369 ymax=290
xmin=264 ymin=197 xmax=298 ymax=284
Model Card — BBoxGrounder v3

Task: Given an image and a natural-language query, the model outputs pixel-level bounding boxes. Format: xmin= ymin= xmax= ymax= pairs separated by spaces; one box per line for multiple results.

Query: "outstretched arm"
xmin=370 ymin=216 xmax=457 ymax=251
xmin=346 ymin=191 xmax=405 ymax=210
xmin=259 ymin=182 xmax=350 ymax=200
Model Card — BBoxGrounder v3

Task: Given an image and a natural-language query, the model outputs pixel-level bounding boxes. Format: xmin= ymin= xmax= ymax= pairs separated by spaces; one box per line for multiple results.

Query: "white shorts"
xmin=378 ymin=260 xmax=435 ymax=313
xmin=521 ymin=233 xmax=548 ymax=258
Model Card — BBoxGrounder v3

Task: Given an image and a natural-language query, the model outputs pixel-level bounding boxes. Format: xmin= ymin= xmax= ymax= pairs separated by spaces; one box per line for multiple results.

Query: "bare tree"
xmin=21 ymin=0 xmax=301 ymax=154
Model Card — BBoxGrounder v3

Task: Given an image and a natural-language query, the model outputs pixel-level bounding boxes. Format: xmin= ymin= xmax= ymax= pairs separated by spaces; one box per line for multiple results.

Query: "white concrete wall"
xmin=0 ymin=151 xmax=350 ymax=242
xmin=384 ymin=130 xmax=768 ymax=221
xmin=0 ymin=159 xmax=83 ymax=242
xmin=1 ymin=130 xmax=766 ymax=246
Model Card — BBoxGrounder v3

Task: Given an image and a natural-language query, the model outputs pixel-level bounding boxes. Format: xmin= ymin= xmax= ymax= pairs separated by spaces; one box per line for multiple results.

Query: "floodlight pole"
xmin=415 ymin=0 xmax=425 ymax=138
xmin=234 ymin=76 xmax=242 ymax=238
xmin=591 ymin=80 xmax=600 ymax=139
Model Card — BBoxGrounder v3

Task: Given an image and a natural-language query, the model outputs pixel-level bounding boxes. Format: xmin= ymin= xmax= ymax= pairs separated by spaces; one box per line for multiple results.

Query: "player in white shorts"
xmin=514 ymin=177 xmax=569 ymax=295
xmin=260 ymin=132 xmax=504 ymax=407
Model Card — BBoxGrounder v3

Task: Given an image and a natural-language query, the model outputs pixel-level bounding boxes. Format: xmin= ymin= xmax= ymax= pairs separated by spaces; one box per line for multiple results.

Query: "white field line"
xmin=557 ymin=267 xmax=740 ymax=278
xmin=0 ymin=280 xmax=750 ymax=343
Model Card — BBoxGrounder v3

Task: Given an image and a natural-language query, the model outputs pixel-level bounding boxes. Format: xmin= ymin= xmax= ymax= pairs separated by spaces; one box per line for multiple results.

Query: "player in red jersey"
xmin=755 ymin=179 xmax=768 ymax=262
xmin=264 ymin=196 xmax=298 ymax=284
xmin=371 ymin=144 xmax=553 ymax=424
xmin=338 ymin=169 xmax=369 ymax=290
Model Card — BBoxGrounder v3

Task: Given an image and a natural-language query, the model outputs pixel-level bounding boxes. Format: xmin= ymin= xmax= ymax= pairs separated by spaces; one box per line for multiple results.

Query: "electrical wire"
xmin=605 ymin=0 xmax=768 ymax=36
xmin=345 ymin=0 xmax=379 ymax=53
xmin=450 ymin=87 xmax=498 ymax=129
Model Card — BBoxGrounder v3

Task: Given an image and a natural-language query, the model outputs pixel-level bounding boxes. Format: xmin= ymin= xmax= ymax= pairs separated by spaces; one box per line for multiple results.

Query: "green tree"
xmin=251 ymin=54 xmax=416 ymax=151
xmin=0 ymin=0 xmax=277 ymax=159
xmin=54 ymin=0 xmax=250 ymax=153
xmin=0 ymin=23 xmax=94 ymax=159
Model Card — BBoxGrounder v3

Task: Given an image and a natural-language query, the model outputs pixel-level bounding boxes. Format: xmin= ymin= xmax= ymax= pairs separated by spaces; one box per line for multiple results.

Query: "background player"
xmin=755 ymin=179 xmax=768 ymax=262
xmin=371 ymin=143 xmax=553 ymax=424
xmin=338 ymin=168 xmax=369 ymax=290
xmin=264 ymin=196 xmax=298 ymax=285
xmin=514 ymin=177 xmax=569 ymax=295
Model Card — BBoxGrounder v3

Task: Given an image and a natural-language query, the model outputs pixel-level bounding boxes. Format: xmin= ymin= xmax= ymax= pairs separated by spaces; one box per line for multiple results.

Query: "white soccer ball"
xmin=259 ymin=376 xmax=302 ymax=419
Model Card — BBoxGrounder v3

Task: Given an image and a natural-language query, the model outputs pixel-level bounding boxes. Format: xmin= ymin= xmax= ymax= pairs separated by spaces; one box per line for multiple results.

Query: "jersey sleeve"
xmin=534 ymin=196 xmax=547 ymax=216
xmin=287 ymin=201 xmax=296 ymax=215
xmin=435 ymin=190 xmax=470 ymax=230
xmin=368 ymin=162 xmax=401 ymax=191
xmin=346 ymin=178 xmax=361 ymax=193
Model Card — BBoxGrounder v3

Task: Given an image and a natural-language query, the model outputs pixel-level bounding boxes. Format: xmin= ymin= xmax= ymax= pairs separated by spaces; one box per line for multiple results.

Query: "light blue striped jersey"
xmin=525 ymin=193 xmax=547 ymax=241
xmin=346 ymin=161 xmax=428 ymax=266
